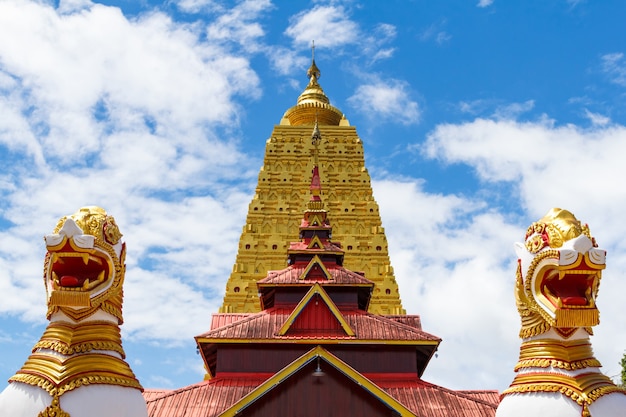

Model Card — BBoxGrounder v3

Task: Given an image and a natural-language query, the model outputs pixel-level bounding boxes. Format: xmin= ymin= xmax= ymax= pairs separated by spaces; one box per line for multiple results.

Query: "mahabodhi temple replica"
xmin=0 ymin=55 xmax=625 ymax=417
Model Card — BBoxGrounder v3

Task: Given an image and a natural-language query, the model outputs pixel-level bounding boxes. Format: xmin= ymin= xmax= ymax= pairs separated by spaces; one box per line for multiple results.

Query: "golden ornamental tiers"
xmin=221 ymin=53 xmax=404 ymax=315
xmin=496 ymin=208 xmax=626 ymax=417
xmin=281 ymin=49 xmax=345 ymax=126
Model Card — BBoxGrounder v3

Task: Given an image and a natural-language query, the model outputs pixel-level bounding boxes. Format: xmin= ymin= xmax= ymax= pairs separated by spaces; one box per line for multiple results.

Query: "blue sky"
xmin=1 ymin=0 xmax=626 ymax=393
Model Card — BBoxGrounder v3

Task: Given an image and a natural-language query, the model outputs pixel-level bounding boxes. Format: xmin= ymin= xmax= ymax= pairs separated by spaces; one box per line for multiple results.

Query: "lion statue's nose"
xmin=57 ymin=218 xmax=83 ymax=237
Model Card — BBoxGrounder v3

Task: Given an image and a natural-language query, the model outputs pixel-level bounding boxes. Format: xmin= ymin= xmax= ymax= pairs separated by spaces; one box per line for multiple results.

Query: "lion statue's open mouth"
xmin=539 ymin=264 xmax=598 ymax=308
xmin=43 ymin=206 xmax=125 ymax=320
xmin=50 ymin=244 xmax=109 ymax=290
xmin=514 ymin=208 xmax=605 ymax=336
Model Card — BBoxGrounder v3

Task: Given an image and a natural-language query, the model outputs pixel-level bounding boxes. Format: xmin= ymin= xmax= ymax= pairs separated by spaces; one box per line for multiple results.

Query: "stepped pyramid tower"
xmin=221 ymin=50 xmax=404 ymax=315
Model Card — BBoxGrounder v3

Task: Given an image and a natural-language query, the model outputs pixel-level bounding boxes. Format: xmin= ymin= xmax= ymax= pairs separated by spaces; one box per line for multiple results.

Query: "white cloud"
xmin=205 ymin=0 xmax=272 ymax=52
xmin=347 ymin=79 xmax=421 ymax=125
xmin=458 ymin=99 xmax=535 ymax=119
xmin=58 ymin=0 xmax=94 ymax=14
xmin=283 ymin=6 xmax=397 ymax=69
xmin=584 ymin=109 xmax=611 ymax=126
xmin=374 ymin=114 xmax=626 ymax=389
xmin=601 ymin=52 xmax=626 ymax=87
xmin=0 ymin=0 xmax=259 ymax=337
xmin=265 ymin=46 xmax=309 ymax=76
xmin=175 ymin=0 xmax=220 ymax=14
xmin=567 ymin=0 xmax=587 ymax=8
xmin=285 ymin=5 xmax=359 ymax=48
xmin=477 ymin=0 xmax=494 ymax=8
xmin=371 ymin=48 xmax=395 ymax=63
xmin=367 ymin=23 xmax=397 ymax=63
xmin=419 ymin=19 xmax=452 ymax=45
xmin=492 ymin=100 xmax=535 ymax=119
xmin=422 ymin=117 xmax=626 ymax=222
xmin=374 ymin=23 xmax=396 ymax=41
xmin=408 ymin=115 xmax=626 ymax=387
xmin=373 ymin=178 xmax=520 ymax=389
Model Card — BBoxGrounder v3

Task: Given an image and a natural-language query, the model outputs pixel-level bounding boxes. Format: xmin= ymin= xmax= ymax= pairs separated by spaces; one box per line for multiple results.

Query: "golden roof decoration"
xmin=282 ymin=43 xmax=345 ymax=126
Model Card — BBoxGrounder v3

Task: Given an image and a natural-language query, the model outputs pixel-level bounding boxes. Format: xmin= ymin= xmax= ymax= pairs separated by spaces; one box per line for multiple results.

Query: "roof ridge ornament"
xmin=308 ymin=118 xmax=323 ymax=211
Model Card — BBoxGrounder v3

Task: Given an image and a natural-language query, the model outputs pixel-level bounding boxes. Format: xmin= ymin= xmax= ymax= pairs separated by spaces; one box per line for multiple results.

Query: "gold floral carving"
xmin=515 ymin=358 xmax=602 ymax=371
xmin=524 ymin=209 xmax=592 ymax=254
xmin=38 ymin=397 xmax=70 ymax=417
xmin=53 ymin=207 xmax=122 ymax=245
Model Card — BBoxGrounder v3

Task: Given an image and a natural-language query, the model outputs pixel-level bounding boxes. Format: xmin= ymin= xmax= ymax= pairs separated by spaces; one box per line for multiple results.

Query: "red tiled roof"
xmin=381 ymin=379 xmax=498 ymax=417
xmin=386 ymin=315 xmax=422 ymax=330
xmin=258 ymin=265 xmax=373 ymax=286
xmin=288 ymin=241 xmax=343 ymax=252
xmin=197 ymin=308 xmax=440 ymax=343
xmin=144 ymin=376 xmax=497 ymax=417
xmin=210 ymin=313 xmax=253 ymax=330
xmin=144 ymin=378 xmax=262 ymax=417
xmin=457 ymin=390 xmax=501 ymax=406
xmin=143 ymin=389 xmax=173 ymax=402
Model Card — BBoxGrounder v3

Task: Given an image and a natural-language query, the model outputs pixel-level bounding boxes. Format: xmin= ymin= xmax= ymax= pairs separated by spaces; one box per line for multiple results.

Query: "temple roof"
xmin=258 ymin=264 xmax=373 ymax=286
xmin=288 ymin=240 xmax=343 ymax=253
xmin=145 ymin=371 xmax=498 ymax=417
xmin=196 ymin=308 xmax=439 ymax=343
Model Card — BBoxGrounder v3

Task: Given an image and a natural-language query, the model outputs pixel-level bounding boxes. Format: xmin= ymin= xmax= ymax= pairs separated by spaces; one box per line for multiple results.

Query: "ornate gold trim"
xmin=502 ymin=371 xmax=626 ymax=408
xmin=33 ymin=321 xmax=125 ymax=357
xmin=10 ymin=352 xmax=142 ymax=396
xmin=515 ymin=358 xmax=601 ymax=371
xmin=515 ymin=339 xmax=599 ymax=371
xmin=516 ymin=257 xmax=554 ymax=338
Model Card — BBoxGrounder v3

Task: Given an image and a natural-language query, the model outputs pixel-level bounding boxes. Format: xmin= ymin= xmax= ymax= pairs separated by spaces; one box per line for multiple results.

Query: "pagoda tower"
xmin=221 ymin=50 xmax=404 ymax=315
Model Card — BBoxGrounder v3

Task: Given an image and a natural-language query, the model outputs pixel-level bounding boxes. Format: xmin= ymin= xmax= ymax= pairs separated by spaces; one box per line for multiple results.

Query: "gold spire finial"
xmin=282 ymin=41 xmax=344 ymax=126
xmin=307 ymin=40 xmax=321 ymax=82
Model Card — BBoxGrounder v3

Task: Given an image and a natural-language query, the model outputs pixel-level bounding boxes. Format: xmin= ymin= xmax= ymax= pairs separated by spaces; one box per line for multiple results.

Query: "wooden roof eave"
xmin=256 ymin=282 xmax=374 ymax=287
xmin=194 ymin=339 xmax=218 ymax=379
xmin=195 ymin=338 xmax=441 ymax=346
xmin=288 ymin=249 xmax=344 ymax=255
xmin=416 ymin=344 xmax=439 ymax=378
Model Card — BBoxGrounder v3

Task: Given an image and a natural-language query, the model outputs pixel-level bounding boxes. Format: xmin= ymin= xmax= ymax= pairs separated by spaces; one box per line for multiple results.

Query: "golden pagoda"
xmin=220 ymin=50 xmax=405 ymax=315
